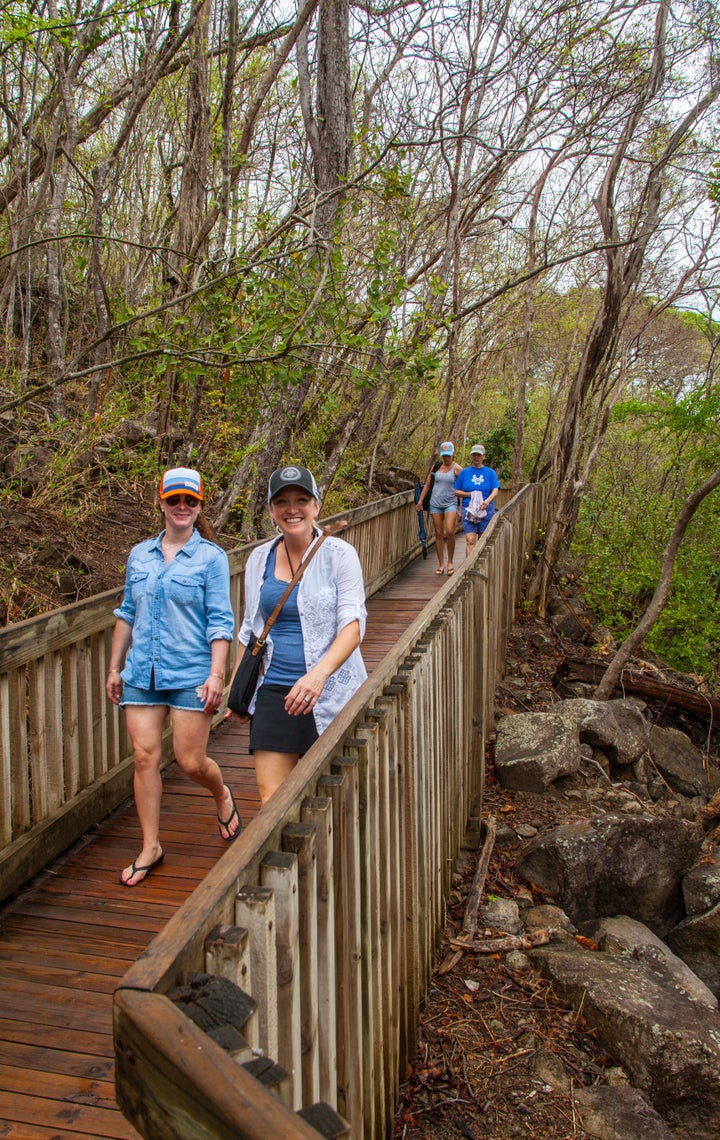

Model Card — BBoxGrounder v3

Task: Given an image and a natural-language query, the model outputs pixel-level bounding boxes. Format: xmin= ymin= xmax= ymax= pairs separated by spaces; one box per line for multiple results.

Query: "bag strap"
xmin=251 ymin=519 xmax=348 ymax=655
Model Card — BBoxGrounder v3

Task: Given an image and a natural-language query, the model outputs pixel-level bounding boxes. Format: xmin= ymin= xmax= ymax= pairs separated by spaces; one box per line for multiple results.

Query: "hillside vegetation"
xmin=1 ymin=0 xmax=719 ymax=687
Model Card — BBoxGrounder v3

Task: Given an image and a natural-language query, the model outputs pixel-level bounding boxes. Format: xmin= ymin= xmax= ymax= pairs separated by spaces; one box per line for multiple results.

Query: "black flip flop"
xmin=119 ymin=851 xmax=164 ymax=887
xmin=217 ymin=788 xmax=241 ymax=841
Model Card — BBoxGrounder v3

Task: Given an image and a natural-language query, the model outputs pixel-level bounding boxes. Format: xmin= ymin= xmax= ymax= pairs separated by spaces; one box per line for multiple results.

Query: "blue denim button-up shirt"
xmin=114 ymin=529 xmax=235 ymax=690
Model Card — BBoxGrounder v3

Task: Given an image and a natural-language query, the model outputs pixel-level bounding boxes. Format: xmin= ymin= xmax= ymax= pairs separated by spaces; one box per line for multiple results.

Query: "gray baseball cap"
xmin=267 ymin=465 xmax=319 ymax=502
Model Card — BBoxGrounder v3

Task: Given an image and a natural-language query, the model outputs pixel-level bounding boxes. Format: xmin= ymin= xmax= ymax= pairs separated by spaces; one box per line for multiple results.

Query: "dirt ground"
xmin=1 ymin=495 xmax=157 ymax=623
xmin=393 ymin=614 xmax=720 ymax=1140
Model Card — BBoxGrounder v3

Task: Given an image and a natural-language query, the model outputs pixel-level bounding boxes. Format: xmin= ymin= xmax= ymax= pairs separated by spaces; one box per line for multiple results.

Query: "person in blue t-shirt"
xmin=454 ymin=444 xmax=501 ymax=553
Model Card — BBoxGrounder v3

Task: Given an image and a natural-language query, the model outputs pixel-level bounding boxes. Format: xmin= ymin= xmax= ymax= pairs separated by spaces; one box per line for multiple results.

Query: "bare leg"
xmin=431 ymin=512 xmax=445 ymax=572
xmin=121 ymin=704 xmax=168 ymax=885
xmin=445 ymin=512 xmax=457 ymax=571
xmin=465 ymin=531 xmax=478 ymax=553
xmin=254 ymin=750 xmax=300 ymax=805
xmin=172 ymin=710 xmax=240 ymax=838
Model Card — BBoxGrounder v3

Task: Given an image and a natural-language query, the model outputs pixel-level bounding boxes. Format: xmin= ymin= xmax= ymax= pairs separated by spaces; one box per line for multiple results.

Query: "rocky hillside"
xmin=394 ymin=611 xmax=720 ymax=1140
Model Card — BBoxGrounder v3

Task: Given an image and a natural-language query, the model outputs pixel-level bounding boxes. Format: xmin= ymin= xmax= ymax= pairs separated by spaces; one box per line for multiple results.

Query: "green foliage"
xmin=709 ymin=160 xmax=720 ymax=208
xmin=572 ymin=467 xmax=720 ymax=686
xmin=480 ymin=419 xmax=516 ymax=481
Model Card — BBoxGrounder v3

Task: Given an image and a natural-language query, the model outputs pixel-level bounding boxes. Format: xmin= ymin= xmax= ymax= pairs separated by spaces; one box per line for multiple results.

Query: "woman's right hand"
xmin=106 ymin=669 xmax=123 ymax=705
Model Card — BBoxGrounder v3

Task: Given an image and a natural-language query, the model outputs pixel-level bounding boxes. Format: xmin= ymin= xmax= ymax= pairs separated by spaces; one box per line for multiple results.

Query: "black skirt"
xmin=249 ymin=683 xmax=319 ymax=755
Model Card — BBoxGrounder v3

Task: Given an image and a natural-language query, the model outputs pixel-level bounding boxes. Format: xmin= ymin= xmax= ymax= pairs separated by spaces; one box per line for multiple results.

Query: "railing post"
xmin=301 ymin=795 xmax=337 ymax=1110
xmin=327 ymin=756 xmax=363 ymax=1131
xmin=235 ymin=884 xmax=279 ymax=1063
xmin=260 ymin=850 xmax=302 ymax=1108
xmin=282 ymin=822 xmax=320 ymax=1108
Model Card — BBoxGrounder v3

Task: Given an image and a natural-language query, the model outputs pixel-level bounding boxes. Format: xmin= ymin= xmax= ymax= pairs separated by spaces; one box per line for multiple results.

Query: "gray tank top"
xmin=429 ymin=466 xmax=457 ymax=512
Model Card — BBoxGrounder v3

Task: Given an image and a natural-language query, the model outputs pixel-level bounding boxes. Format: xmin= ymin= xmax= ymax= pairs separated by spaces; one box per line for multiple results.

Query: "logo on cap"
xmin=280 ymin=466 xmax=302 ymax=482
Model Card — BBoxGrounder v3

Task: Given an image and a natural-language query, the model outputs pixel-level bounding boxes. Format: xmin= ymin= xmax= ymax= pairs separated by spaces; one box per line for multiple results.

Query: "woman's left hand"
xmin=201 ymin=674 xmax=225 ymax=714
xmin=286 ymin=668 xmax=325 ymax=716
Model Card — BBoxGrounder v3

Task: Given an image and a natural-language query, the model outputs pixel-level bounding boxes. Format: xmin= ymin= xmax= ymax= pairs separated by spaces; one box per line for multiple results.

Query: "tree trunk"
xmin=526 ymin=0 xmax=720 ymax=613
xmin=296 ymin=0 xmax=351 ymax=242
xmin=212 ymin=374 xmax=316 ymax=534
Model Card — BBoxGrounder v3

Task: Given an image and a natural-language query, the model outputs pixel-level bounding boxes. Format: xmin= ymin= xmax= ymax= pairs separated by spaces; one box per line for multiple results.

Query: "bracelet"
xmin=108 ymin=668 xmax=121 ymax=674
xmin=210 ymin=672 xmax=224 ymax=680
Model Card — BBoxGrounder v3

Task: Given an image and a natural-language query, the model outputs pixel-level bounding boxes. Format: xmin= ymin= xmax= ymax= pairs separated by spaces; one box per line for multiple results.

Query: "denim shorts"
xmin=120 ymin=681 xmax=206 ymax=712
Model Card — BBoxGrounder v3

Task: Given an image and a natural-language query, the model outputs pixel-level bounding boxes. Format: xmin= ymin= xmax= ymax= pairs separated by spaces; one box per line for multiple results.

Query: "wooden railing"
xmin=113 ymin=483 xmax=547 ymax=1139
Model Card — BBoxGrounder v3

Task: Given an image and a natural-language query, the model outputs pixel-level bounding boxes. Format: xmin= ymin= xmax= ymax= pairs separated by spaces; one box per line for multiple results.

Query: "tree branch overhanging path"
xmin=0 ymin=0 xmax=718 ymax=671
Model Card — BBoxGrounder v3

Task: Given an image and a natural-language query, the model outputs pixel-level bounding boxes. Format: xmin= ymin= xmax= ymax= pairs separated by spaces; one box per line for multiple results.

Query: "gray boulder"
xmin=494 ymin=699 xmax=653 ymax=794
xmin=524 ymin=904 xmax=577 ymax=943
xmin=572 ymin=1085 xmax=676 ymax=1140
xmin=682 ymin=855 xmax=720 ymax=916
xmin=494 ymin=711 xmax=581 ymax=791
xmin=649 ymin=724 xmax=711 ymax=798
xmin=667 ymin=903 xmax=720 ymax=997
xmin=516 ymin=813 xmax=703 ymax=935
xmin=585 ymin=914 xmax=717 ymax=1008
xmin=532 ymin=943 xmax=720 ymax=1139
xmin=477 ymin=897 xmax=522 ymax=934
xmin=550 ymin=609 xmax=591 ymax=642
xmin=560 ymin=698 xmax=650 ymax=768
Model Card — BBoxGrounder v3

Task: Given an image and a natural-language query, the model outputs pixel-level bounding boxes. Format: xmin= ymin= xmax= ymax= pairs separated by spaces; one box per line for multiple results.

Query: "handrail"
xmin=0 ymin=489 xmax=428 ymax=901
xmin=113 ymin=483 xmax=547 ymax=1139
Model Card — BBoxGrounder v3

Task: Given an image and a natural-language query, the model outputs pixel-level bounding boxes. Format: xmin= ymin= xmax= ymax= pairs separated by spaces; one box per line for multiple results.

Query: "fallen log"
xmin=461 ymin=814 xmax=497 ymax=940
xmin=556 ymin=653 xmax=720 ymax=723
xmin=448 ymin=929 xmax=551 ymax=954
xmin=437 ymin=815 xmax=497 ymax=975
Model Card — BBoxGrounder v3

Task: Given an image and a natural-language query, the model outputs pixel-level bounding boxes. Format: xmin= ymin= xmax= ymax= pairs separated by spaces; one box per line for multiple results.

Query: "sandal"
xmin=119 ymin=851 xmax=164 ymax=887
xmin=218 ymin=786 xmax=241 ymax=841
xmin=435 ymin=567 xmax=445 ymax=575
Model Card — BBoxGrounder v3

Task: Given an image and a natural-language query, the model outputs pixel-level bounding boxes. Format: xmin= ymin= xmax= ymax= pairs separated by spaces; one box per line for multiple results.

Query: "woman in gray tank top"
xmin=416 ymin=441 xmax=462 ymax=574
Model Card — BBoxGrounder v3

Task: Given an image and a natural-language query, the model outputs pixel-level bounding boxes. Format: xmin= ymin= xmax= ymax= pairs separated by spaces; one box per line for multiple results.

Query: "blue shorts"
xmin=429 ymin=502 xmax=458 ymax=515
xmin=120 ymin=681 xmax=207 ymax=712
xmin=462 ymin=515 xmax=492 ymax=535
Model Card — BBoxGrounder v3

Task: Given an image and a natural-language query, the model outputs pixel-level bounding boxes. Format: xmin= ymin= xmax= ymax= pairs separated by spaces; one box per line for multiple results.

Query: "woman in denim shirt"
xmin=106 ymin=468 xmax=239 ymax=886
xmin=229 ymin=465 xmax=367 ymax=805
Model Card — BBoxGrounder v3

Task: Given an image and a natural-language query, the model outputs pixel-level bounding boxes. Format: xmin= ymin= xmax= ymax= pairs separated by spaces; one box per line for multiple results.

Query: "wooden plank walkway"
xmin=0 ymin=541 xmax=465 ymax=1137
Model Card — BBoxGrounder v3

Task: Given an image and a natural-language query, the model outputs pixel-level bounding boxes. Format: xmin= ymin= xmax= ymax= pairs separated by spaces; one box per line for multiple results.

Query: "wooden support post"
xmin=385 ymin=674 xmax=417 ymax=1074
xmin=260 ymin=851 xmax=301 ymax=1109
xmin=374 ymin=690 xmax=404 ymax=1118
xmin=204 ymin=925 xmax=257 ymax=1049
xmin=344 ymin=727 xmax=381 ymax=1140
xmin=302 ymin=794 xmax=337 ymax=1110
xmin=235 ymin=885 xmax=278 ymax=1064
xmin=282 ymin=821 xmax=320 ymax=1108
xmin=327 ymin=756 xmax=363 ymax=1130
xmin=364 ymin=704 xmax=397 ymax=1132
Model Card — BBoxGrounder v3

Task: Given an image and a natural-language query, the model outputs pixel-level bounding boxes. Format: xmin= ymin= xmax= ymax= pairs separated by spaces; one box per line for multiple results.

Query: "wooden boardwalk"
xmin=0 ymin=541 xmax=465 ymax=1138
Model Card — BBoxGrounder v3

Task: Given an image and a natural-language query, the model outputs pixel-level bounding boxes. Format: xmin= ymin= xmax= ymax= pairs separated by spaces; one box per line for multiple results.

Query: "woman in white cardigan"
xmin=231 ymin=465 xmax=367 ymax=804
